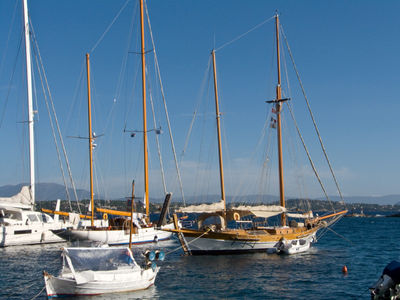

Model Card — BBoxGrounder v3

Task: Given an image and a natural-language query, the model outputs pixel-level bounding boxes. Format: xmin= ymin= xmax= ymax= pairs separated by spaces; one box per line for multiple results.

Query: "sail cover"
xmin=177 ymin=200 xmax=225 ymax=213
xmin=178 ymin=202 xmax=285 ymax=218
xmin=286 ymin=211 xmax=313 ymax=219
xmin=234 ymin=205 xmax=286 ymax=218
xmin=0 ymin=186 xmax=33 ymax=209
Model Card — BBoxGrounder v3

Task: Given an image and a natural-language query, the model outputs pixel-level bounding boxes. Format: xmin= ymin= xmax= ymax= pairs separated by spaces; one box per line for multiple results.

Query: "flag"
xmin=270 ymin=117 xmax=277 ymax=129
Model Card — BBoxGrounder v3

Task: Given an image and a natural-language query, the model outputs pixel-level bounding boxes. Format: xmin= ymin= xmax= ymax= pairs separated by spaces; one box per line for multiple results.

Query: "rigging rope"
xmin=215 ymin=16 xmax=275 ymax=52
xmin=31 ymin=45 xmax=72 ymax=211
xmin=30 ymin=21 xmax=81 ymax=213
xmin=0 ymin=33 xmax=23 ymax=129
xmin=181 ymin=56 xmax=212 ymax=159
xmin=285 ymin=101 xmax=334 ymax=210
xmin=281 ymin=25 xmax=344 ymax=203
xmin=90 ymin=0 xmax=131 ymax=53
xmin=148 ymin=71 xmax=167 ymax=195
xmin=145 ymin=0 xmax=186 ymax=205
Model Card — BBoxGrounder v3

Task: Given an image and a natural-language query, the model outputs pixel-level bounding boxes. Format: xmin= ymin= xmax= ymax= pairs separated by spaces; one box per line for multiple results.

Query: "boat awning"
xmin=233 ymin=205 xmax=286 ymax=218
xmin=177 ymin=202 xmax=286 ymax=219
xmin=286 ymin=211 xmax=313 ymax=219
xmin=64 ymin=247 xmax=137 ymax=274
xmin=177 ymin=200 xmax=225 ymax=213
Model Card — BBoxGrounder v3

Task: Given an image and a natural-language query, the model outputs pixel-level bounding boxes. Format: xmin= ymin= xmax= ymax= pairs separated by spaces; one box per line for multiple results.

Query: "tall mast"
xmin=275 ymin=14 xmax=286 ymax=226
xmin=211 ymin=50 xmax=226 ymax=214
xmin=139 ymin=0 xmax=149 ymax=216
xmin=86 ymin=53 xmax=94 ymax=226
xmin=23 ymin=0 xmax=35 ymax=206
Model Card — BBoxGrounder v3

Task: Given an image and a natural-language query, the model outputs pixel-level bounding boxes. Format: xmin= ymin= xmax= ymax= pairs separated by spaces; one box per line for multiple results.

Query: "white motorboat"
xmin=43 ymin=247 xmax=161 ymax=297
xmin=275 ymin=233 xmax=316 ymax=255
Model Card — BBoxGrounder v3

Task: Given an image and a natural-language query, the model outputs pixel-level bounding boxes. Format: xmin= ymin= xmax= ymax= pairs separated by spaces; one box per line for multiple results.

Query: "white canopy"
xmin=177 ymin=202 xmax=286 ymax=219
xmin=177 ymin=201 xmax=225 ymax=213
xmin=0 ymin=186 xmax=33 ymax=210
xmin=286 ymin=211 xmax=313 ymax=219
xmin=234 ymin=205 xmax=286 ymax=218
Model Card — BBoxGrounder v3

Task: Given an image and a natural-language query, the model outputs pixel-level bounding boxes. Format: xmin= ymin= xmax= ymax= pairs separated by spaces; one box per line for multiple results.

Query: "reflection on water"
xmin=1 ymin=218 xmax=400 ymax=299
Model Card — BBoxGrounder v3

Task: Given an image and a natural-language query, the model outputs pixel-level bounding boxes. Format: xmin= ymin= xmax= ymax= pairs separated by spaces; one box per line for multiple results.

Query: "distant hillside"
xmin=324 ymin=195 xmax=400 ymax=206
xmin=166 ymin=194 xmax=400 ymax=206
xmin=1 ymin=183 xmax=400 ymax=205
xmin=0 ymin=183 xmax=90 ymax=201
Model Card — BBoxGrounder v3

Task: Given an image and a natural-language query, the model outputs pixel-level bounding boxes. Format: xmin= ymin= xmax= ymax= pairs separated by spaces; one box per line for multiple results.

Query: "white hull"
xmin=185 ymin=236 xmax=278 ymax=254
xmin=57 ymin=222 xmax=175 ymax=245
xmin=44 ymin=267 xmax=158 ymax=297
xmin=276 ymin=234 xmax=315 ymax=254
xmin=0 ymin=222 xmax=66 ymax=247
xmin=44 ymin=247 xmax=159 ymax=297
xmin=185 ymin=231 xmax=316 ymax=255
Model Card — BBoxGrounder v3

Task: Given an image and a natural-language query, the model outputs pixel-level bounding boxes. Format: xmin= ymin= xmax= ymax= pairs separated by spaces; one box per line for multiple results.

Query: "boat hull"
xmin=54 ymin=222 xmax=175 ymax=245
xmin=44 ymin=267 xmax=159 ymax=297
xmin=175 ymin=227 xmax=319 ymax=255
xmin=0 ymin=222 xmax=67 ymax=247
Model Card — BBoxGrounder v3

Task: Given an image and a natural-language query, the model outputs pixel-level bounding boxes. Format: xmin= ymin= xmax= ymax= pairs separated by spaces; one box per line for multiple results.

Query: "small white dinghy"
xmin=275 ymin=234 xmax=316 ymax=255
xmin=43 ymin=247 xmax=162 ymax=297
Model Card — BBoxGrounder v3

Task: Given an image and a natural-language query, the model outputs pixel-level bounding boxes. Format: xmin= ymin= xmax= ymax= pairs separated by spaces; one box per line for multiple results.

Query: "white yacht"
xmin=0 ymin=0 xmax=77 ymax=247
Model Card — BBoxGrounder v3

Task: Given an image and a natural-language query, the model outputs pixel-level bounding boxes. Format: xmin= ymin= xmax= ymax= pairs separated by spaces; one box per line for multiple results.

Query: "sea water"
xmin=1 ymin=217 xmax=399 ymax=299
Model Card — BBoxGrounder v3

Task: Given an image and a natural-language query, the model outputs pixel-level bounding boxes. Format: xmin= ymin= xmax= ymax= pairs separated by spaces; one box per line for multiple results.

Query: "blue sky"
xmin=1 ymin=0 xmax=400 ymax=200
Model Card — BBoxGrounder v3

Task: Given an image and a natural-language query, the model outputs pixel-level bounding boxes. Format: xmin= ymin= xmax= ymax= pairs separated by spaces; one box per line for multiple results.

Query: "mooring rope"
xmin=165 ymin=228 xmax=211 ymax=255
xmin=30 ymin=285 xmax=45 ymax=300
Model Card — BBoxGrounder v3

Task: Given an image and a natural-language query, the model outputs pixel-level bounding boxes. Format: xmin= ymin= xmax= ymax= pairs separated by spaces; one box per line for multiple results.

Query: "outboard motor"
xmin=370 ymin=261 xmax=400 ymax=299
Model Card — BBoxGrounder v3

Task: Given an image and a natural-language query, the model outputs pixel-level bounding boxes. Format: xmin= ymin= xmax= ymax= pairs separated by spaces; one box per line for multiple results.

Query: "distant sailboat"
xmin=0 ymin=0 xmax=76 ymax=247
xmin=53 ymin=0 xmax=175 ymax=246
xmin=167 ymin=13 xmax=347 ymax=255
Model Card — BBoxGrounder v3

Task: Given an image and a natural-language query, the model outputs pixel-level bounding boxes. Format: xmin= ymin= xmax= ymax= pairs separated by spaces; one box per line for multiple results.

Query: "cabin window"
xmin=28 ymin=214 xmax=39 ymax=222
xmin=41 ymin=214 xmax=51 ymax=223
xmin=4 ymin=211 xmax=22 ymax=220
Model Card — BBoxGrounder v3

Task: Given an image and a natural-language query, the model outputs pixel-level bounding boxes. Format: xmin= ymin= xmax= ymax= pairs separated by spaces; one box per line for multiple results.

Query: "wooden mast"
xmin=86 ymin=53 xmax=95 ymax=226
xmin=275 ymin=14 xmax=286 ymax=227
xmin=139 ymin=0 xmax=149 ymax=217
xmin=211 ymin=50 xmax=226 ymax=218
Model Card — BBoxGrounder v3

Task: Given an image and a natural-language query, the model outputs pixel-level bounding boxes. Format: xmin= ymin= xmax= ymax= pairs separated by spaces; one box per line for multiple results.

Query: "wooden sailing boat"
xmin=166 ymin=14 xmax=347 ymax=255
xmin=53 ymin=0 xmax=175 ymax=245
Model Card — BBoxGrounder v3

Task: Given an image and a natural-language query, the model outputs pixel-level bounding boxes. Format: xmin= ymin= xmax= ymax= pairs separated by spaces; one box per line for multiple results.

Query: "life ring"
xmin=103 ymin=213 xmax=108 ymax=220
xmin=233 ymin=212 xmax=240 ymax=221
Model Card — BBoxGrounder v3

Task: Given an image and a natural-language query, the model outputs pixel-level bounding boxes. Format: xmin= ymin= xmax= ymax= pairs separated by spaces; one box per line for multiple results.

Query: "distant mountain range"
xmin=0 ymin=183 xmax=90 ymax=201
xmin=1 ymin=183 xmax=400 ymax=205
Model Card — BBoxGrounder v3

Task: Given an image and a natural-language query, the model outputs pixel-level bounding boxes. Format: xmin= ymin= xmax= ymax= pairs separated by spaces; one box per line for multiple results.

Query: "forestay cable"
xmin=281 ymin=26 xmax=344 ymax=202
xmin=215 ymin=16 xmax=275 ymax=52
xmin=90 ymin=0 xmax=131 ymax=53
xmin=30 ymin=21 xmax=81 ymax=212
xmin=145 ymin=0 xmax=186 ymax=205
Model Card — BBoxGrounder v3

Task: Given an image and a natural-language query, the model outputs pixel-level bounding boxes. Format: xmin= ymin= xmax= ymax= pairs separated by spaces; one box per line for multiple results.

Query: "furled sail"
xmin=0 ymin=186 xmax=33 ymax=209
xmin=178 ymin=200 xmax=225 ymax=213
xmin=234 ymin=205 xmax=286 ymax=218
xmin=286 ymin=211 xmax=313 ymax=219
